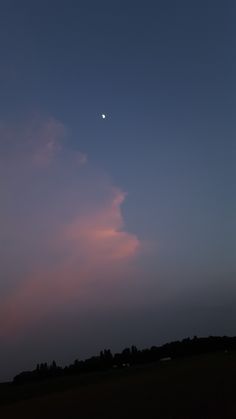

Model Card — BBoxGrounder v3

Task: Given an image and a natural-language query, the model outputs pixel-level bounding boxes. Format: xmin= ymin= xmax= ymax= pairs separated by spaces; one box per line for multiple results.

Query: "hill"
xmin=0 ymin=350 xmax=236 ymax=418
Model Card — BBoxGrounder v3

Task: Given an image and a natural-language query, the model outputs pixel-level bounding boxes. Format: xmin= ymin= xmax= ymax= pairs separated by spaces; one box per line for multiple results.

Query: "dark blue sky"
xmin=0 ymin=0 xmax=235 ymax=381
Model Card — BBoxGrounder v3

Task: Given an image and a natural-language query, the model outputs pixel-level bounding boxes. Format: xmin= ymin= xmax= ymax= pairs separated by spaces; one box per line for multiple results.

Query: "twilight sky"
xmin=0 ymin=0 xmax=235 ymax=381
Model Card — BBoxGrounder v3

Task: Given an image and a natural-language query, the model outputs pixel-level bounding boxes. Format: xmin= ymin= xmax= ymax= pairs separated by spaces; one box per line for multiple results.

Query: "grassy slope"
xmin=0 ymin=351 xmax=236 ymax=418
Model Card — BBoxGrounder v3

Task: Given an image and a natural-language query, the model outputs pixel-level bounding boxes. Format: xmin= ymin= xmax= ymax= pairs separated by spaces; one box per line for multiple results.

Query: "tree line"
xmin=13 ymin=335 xmax=236 ymax=384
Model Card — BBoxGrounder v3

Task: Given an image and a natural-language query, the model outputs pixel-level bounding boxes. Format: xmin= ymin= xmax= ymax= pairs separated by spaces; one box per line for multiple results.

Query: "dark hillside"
xmin=1 ymin=351 xmax=236 ymax=418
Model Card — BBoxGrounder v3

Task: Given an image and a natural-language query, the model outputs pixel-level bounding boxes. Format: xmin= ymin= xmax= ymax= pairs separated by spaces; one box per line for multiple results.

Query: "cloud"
xmin=0 ymin=116 xmax=64 ymax=163
xmin=0 ymin=117 xmax=141 ymax=338
xmin=64 ymin=188 xmax=139 ymax=263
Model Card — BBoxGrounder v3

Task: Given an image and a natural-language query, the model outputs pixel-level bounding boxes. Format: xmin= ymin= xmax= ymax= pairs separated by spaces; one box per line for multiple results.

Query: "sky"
xmin=0 ymin=0 xmax=235 ymax=381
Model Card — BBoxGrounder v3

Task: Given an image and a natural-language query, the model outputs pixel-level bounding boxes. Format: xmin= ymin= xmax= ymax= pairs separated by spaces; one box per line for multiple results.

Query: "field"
xmin=0 ymin=351 xmax=236 ymax=418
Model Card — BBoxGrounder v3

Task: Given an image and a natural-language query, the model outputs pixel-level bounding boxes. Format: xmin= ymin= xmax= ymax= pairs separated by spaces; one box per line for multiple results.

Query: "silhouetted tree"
xmin=13 ymin=336 xmax=236 ymax=384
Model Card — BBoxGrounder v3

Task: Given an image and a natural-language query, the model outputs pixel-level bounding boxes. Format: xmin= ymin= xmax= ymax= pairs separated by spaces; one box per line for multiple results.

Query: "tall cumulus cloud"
xmin=0 ymin=117 xmax=140 ymax=338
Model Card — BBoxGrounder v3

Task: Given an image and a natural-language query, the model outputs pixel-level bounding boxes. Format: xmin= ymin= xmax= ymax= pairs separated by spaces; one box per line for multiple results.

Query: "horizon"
xmin=0 ymin=0 xmax=235 ymax=382
xmin=4 ymin=334 xmax=236 ymax=383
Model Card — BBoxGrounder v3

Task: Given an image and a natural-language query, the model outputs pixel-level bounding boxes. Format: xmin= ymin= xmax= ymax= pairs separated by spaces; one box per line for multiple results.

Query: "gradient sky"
xmin=0 ymin=0 xmax=235 ymax=381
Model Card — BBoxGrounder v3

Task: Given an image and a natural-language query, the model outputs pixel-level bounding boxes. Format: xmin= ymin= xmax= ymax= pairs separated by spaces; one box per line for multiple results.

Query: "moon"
xmin=101 ymin=114 xmax=106 ymax=119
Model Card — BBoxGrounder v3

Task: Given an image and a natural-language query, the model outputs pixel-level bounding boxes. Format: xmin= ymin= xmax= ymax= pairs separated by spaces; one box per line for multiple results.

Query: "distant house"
xmin=112 ymin=363 xmax=130 ymax=369
xmin=160 ymin=357 xmax=172 ymax=362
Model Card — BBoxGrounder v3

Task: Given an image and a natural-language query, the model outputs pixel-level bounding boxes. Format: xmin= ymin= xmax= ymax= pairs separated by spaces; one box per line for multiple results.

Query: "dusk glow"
xmin=0 ymin=117 xmax=140 ymax=339
xmin=0 ymin=1 xmax=234 ymax=382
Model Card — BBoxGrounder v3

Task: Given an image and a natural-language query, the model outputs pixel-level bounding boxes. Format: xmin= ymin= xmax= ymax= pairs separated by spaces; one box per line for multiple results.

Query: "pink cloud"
xmin=0 ymin=188 xmax=140 ymax=338
xmin=64 ymin=188 xmax=139 ymax=263
xmin=0 ymin=119 xmax=141 ymax=338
